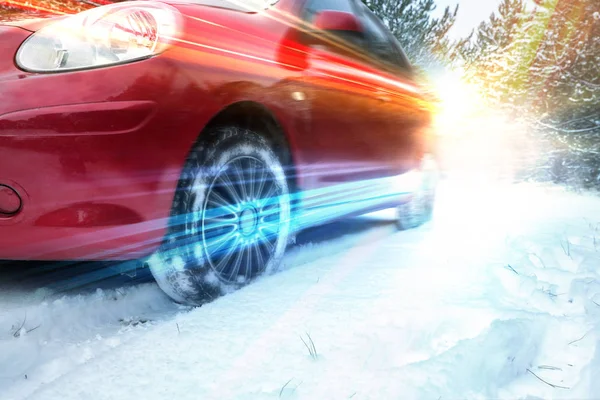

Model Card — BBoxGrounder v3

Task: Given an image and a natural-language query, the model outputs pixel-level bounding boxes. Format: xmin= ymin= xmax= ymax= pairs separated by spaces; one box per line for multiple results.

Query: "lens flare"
xmin=430 ymin=70 xmax=539 ymax=183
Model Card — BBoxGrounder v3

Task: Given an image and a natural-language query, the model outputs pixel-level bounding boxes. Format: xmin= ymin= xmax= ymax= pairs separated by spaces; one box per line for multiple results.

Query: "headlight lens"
xmin=16 ymin=1 xmax=180 ymax=72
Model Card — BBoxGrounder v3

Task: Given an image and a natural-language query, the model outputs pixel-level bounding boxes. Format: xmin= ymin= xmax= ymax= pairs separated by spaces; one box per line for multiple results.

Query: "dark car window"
xmin=358 ymin=8 xmax=402 ymax=67
xmin=387 ymin=35 xmax=413 ymax=72
xmin=300 ymin=0 xmax=412 ymax=74
xmin=303 ymin=0 xmax=355 ymax=23
xmin=353 ymin=5 xmax=412 ymax=74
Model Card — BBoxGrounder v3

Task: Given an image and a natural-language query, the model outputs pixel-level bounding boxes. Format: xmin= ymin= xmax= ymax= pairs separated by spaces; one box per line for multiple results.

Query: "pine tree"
xmin=529 ymin=0 xmax=600 ymax=187
xmin=460 ymin=0 xmax=600 ymax=187
xmin=459 ymin=0 xmax=529 ymax=105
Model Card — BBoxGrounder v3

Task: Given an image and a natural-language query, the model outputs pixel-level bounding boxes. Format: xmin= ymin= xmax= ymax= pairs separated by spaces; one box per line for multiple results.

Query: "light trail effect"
xmin=0 ymin=0 xmax=91 ymax=15
xmin=26 ymin=165 xmax=419 ymax=260
xmin=0 ymin=0 xmax=433 ymax=292
xmin=166 ymin=14 xmax=429 ymax=111
xmin=0 ymin=0 xmax=69 ymax=15
xmin=8 ymin=165 xmax=421 ymax=292
xmin=2 ymin=0 xmax=429 ymax=111
xmin=184 ymin=3 xmax=416 ymax=93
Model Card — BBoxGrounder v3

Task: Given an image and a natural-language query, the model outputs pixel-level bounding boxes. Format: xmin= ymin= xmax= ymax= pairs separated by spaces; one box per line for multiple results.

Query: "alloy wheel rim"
xmin=200 ymin=156 xmax=283 ymax=284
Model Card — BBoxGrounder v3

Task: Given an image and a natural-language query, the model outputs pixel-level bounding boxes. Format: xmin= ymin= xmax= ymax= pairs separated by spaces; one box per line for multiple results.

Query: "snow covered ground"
xmin=1 ymin=178 xmax=600 ymax=400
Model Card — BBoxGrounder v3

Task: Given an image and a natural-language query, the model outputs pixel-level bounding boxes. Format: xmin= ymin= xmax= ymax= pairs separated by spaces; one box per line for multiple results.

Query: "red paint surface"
xmin=0 ymin=1 xmax=432 ymax=260
xmin=314 ymin=10 xmax=362 ymax=32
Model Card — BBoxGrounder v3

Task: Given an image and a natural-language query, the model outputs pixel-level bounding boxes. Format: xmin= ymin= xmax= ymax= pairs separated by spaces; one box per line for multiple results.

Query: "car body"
xmin=0 ymin=0 xmax=436 ymax=300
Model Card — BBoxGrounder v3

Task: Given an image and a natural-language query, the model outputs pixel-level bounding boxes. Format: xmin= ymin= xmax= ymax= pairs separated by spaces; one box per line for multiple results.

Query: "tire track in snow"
xmin=0 ymin=284 xmax=183 ymax=400
xmin=0 ymin=215 xmax=400 ymax=400
xmin=205 ymin=228 xmax=394 ymax=399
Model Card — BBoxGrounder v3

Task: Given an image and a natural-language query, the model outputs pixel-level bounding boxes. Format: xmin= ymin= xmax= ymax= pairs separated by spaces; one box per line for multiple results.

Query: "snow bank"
xmin=0 ymin=284 xmax=181 ymax=399
xmin=0 ymin=181 xmax=599 ymax=400
xmin=406 ymin=318 xmax=546 ymax=399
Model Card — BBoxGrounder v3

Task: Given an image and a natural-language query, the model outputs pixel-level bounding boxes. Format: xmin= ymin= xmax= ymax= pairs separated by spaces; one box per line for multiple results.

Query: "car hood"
xmin=0 ymin=11 xmax=62 ymax=31
xmin=171 ymin=0 xmax=270 ymax=13
xmin=0 ymin=0 xmax=265 ymax=31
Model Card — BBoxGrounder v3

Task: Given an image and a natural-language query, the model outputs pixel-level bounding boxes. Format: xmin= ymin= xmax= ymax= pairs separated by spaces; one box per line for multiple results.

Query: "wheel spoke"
xmin=227 ymin=243 xmax=244 ymax=281
xmin=257 ymin=230 xmax=275 ymax=253
xmin=248 ymin=159 xmax=257 ymax=200
xmin=258 ymin=183 xmax=280 ymax=209
xmin=203 ymin=204 xmax=237 ymax=223
xmin=207 ymin=188 xmax=229 ymax=208
xmin=254 ymin=163 xmax=267 ymax=201
xmin=208 ymin=188 xmax=240 ymax=214
xmin=259 ymin=220 xmax=281 ymax=234
xmin=203 ymin=206 xmax=238 ymax=234
xmin=232 ymin=158 xmax=248 ymax=201
xmin=204 ymin=215 xmax=236 ymax=226
xmin=260 ymin=202 xmax=281 ymax=222
xmin=205 ymin=229 xmax=238 ymax=255
xmin=243 ymin=245 xmax=253 ymax=281
xmin=214 ymin=235 xmax=241 ymax=273
xmin=252 ymin=241 xmax=265 ymax=274
xmin=218 ymin=172 xmax=244 ymax=206
xmin=203 ymin=223 xmax=237 ymax=239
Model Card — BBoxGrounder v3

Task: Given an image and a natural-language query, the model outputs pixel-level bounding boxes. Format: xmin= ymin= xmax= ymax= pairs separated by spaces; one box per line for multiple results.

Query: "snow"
xmin=1 ymin=179 xmax=600 ymax=399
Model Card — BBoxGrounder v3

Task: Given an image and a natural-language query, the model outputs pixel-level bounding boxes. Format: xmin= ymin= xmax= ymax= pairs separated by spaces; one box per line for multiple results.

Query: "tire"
xmin=147 ymin=126 xmax=292 ymax=305
xmin=396 ymin=154 xmax=439 ymax=231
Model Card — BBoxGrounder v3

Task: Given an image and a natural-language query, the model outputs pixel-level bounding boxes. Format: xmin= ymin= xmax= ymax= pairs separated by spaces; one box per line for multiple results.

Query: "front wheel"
xmin=148 ymin=127 xmax=292 ymax=305
xmin=396 ymin=154 xmax=439 ymax=231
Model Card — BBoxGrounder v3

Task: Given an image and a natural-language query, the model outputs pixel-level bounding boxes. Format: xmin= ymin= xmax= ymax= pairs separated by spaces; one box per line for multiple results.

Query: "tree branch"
xmin=527 ymin=369 xmax=570 ymax=390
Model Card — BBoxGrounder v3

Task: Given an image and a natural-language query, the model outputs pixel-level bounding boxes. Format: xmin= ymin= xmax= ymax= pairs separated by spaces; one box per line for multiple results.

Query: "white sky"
xmin=434 ymin=0 xmax=502 ymax=39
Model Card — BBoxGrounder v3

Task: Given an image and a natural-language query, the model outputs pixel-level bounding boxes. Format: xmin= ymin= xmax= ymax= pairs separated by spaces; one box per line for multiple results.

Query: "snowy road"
xmin=1 ymin=180 xmax=600 ymax=399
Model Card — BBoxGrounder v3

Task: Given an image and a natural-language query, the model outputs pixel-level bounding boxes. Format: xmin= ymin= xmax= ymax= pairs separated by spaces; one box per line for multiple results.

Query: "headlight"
xmin=16 ymin=1 xmax=181 ymax=72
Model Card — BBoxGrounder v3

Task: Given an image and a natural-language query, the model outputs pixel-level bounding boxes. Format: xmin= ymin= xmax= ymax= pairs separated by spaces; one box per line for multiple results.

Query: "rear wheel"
xmin=396 ymin=154 xmax=439 ymax=230
xmin=148 ymin=127 xmax=292 ymax=305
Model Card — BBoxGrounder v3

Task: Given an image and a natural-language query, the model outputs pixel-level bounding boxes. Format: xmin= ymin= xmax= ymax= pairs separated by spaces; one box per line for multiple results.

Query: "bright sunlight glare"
xmin=431 ymin=70 xmax=540 ymax=184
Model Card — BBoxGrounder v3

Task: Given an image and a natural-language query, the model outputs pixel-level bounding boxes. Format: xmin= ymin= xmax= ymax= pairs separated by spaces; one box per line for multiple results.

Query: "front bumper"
xmin=0 ymin=26 xmax=200 ymax=260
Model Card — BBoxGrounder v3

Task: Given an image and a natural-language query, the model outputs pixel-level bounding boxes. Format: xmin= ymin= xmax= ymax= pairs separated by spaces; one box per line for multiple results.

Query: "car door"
xmin=354 ymin=5 xmax=431 ymax=175
xmin=294 ymin=0 xmax=394 ymax=191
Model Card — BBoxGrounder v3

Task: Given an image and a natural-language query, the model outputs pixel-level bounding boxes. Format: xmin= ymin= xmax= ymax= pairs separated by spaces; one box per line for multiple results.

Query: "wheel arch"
xmin=201 ymin=101 xmax=300 ymax=194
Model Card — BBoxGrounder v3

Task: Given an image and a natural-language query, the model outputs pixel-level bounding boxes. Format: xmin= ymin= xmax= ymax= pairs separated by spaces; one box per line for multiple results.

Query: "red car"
xmin=0 ymin=0 xmax=438 ymax=304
